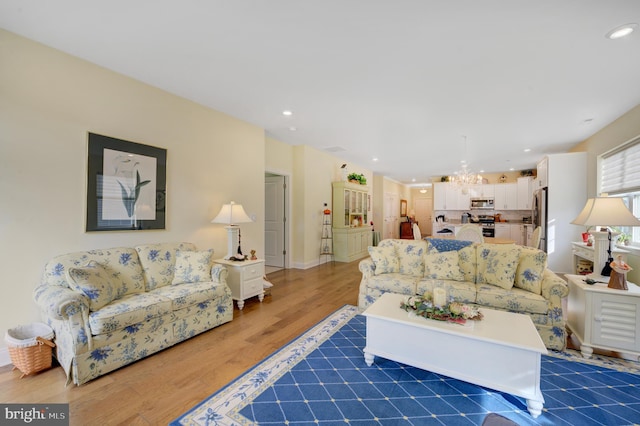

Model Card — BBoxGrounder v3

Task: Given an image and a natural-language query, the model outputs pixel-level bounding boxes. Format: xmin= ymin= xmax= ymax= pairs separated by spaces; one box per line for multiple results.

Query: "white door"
xmin=414 ymin=198 xmax=433 ymax=237
xmin=383 ymin=192 xmax=399 ymax=239
xmin=265 ymin=175 xmax=286 ymax=267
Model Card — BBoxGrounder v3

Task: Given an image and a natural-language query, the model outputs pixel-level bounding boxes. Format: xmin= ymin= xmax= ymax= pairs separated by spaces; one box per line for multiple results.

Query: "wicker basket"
xmin=5 ymin=323 xmax=55 ymax=378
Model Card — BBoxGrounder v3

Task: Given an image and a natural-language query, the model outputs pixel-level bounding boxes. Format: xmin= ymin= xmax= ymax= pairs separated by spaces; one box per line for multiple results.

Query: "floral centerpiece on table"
xmin=400 ymin=292 xmax=483 ymax=325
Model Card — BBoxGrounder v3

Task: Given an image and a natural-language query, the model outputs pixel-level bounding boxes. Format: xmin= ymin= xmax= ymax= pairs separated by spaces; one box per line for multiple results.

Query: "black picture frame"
xmin=86 ymin=132 xmax=167 ymax=231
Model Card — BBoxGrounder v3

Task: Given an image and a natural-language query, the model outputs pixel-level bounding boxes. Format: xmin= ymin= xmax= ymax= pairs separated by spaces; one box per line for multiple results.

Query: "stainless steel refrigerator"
xmin=532 ymin=187 xmax=547 ymax=251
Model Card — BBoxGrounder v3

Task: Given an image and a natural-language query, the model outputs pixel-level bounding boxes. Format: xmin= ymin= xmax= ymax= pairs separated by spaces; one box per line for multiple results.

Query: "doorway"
xmin=414 ymin=198 xmax=433 ymax=237
xmin=265 ymin=173 xmax=289 ymax=272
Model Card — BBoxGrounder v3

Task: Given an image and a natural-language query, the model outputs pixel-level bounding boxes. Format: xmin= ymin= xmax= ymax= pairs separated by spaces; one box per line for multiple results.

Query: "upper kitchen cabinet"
xmin=517 ymin=177 xmax=534 ymax=210
xmin=434 ymin=182 xmax=463 ymax=210
xmin=469 ymin=184 xmax=494 ymax=198
xmin=494 ymin=183 xmax=518 ymax=210
xmin=536 ymin=157 xmax=548 ymax=188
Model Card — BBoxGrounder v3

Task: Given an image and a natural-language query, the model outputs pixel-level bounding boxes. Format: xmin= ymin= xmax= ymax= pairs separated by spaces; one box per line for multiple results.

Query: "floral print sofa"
xmin=33 ymin=242 xmax=233 ymax=385
xmin=358 ymin=238 xmax=569 ymax=351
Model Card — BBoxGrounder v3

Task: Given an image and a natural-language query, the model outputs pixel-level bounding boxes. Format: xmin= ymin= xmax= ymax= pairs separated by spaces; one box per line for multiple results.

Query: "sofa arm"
xmin=541 ymin=269 xmax=569 ymax=300
xmin=211 ymin=264 xmax=228 ymax=284
xmin=359 ymin=257 xmax=375 ymax=279
xmin=33 ymin=284 xmax=89 ymax=320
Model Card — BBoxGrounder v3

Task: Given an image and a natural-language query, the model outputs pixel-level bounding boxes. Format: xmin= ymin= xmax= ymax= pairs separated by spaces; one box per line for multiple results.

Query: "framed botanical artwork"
xmin=86 ymin=132 xmax=167 ymax=231
xmin=400 ymin=199 xmax=408 ymax=217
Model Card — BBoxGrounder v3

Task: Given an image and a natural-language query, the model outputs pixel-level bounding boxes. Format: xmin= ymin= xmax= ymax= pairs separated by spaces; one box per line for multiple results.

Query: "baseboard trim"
xmin=0 ymin=346 xmax=11 ymax=367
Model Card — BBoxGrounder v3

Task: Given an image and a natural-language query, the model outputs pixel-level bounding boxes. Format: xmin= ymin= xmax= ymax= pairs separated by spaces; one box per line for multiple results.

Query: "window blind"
xmin=601 ymin=136 xmax=640 ymax=195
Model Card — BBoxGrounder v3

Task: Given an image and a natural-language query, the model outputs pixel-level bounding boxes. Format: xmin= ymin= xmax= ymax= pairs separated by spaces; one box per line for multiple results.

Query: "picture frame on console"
xmin=86 ymin=132 xmax=167 ymax=231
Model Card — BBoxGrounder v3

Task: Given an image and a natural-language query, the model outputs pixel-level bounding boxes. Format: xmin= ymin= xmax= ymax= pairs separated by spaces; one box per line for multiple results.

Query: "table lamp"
xmin=211 ymin=201 xmax=253 ymax=260
xmin=571 ymin=197 xmax=640 ymax=287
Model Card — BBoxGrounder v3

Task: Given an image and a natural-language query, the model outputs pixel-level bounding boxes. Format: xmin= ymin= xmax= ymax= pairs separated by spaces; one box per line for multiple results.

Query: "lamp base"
xmin=608 ymin=269 xmax=628 ymax=291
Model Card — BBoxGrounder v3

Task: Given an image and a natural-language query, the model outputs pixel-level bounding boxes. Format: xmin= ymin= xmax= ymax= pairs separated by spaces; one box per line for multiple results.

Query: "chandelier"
xmin=451 ymin=163 xmax=482 ymax=184
xmin=449 ymin=136 xmax=482 ymax=193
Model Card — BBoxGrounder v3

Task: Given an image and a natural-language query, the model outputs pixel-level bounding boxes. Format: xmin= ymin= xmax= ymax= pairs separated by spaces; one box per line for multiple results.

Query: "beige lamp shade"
xmin=211 ymin=201 xmax=253 ymax=225
xmin=571 ymin=197 xmax=640 ymax=227
xmin=211 ymin=201 xmax=253 ymax=260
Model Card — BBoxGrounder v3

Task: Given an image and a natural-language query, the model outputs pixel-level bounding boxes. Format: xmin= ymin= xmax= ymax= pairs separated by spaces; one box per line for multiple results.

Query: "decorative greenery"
xmin=400 ymin=293 xmax=483 ymax=324
xmin=617 ymin=232 xmax=630 ymax=245
xmin=347 ymin=173 xmax=367 ymax=185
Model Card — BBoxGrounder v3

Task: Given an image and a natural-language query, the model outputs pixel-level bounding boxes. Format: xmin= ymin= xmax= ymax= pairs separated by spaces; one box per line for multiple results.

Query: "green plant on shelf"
xmin=347 ymin=173 xmax=367 ymax=185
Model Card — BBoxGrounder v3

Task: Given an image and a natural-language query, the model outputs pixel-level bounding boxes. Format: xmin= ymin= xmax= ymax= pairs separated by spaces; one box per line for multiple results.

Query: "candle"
xmin=433 ymin=288 xmax=447 ymax=307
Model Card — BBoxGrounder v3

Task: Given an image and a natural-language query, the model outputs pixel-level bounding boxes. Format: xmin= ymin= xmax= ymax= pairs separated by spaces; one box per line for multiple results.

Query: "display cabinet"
xmin=332 ymin=181 xmax=369 ymax=228
xmin=332 ymin=181 xmax=372 ymax=262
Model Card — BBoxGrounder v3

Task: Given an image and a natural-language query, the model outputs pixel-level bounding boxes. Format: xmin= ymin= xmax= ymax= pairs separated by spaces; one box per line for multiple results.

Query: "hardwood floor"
xmin=0 ymin=260 xmax=362 ymax=425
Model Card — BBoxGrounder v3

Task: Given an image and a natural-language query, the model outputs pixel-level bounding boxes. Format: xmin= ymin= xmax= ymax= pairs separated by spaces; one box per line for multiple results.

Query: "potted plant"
xmin=347 ymin=173 xmax=366 ymax=185
xmin=617 ymin=232 xmax=630 ymax=246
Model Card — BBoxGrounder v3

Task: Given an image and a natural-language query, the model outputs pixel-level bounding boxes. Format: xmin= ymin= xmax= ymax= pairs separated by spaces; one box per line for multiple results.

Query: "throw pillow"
xmin=368 ymin=245 xmax=399 ymax=275
xmin=66 ymin=260 xmax=116 ymax=311
xmin=477 ymin=244 xmax=521 ymax=290
xmin=172 ymin=249 xmax=214 ymax=285
xmin=515 ymin=247 xmax=547 ymax=295
xmin=426 ymin=238 xmax=473 ymax=253
xmin=457 ymin=245 xmax=477 ymax=283
xmin=398 ymin=243 xmax=426 ymax=276
xmin=424 ymin=251 xmax=465 ymax=281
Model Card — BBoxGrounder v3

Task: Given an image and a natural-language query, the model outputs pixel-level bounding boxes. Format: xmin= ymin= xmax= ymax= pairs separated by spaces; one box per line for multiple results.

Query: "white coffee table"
xmin=363 ymin=293 xmax=547 ymax=418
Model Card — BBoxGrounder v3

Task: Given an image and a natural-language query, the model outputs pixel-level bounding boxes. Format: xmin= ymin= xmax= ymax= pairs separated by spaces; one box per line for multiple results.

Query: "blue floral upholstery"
xmin=33 ymin=242 xmax=233 ymax=385
xmin=426 ymin=238 xmax=473 ymax=253
xmin=358 ymin=239 xmax=569 ymax=351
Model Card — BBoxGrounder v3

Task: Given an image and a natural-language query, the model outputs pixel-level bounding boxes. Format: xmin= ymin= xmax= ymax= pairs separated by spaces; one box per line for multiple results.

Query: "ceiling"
xmin=2 ymin=1 xmax=640 ymax=184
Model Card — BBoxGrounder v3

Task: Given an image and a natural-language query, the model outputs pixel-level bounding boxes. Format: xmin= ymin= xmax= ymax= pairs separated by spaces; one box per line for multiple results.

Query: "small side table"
xmin=213 ymin=258 xmax=265 ymax=310
xmin=565 ymin=274 xmax=640 ymax=361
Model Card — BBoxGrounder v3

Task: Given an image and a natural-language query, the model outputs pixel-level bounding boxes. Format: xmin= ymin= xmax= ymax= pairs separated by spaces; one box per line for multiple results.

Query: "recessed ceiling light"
xmin=282 ymin=110 xmax=293 ymax=116
xmin=289 ymin=127 xmax=297 ymax=131
xmin=509 ymin=168 xmax=515 ymax=171
xmin=606 ymin=23 xmax=638 ymax=39
xmin=524 ymin=148 xmax=531 ymax=153
xmin=372 ymin=158 xmax=379 ymax=162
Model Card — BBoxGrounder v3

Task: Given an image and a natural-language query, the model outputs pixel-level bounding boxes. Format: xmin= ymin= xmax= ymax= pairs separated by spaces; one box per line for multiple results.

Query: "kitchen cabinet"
xmin=433 ymin=183 xmax=447 ymax=210
xmin=536 ymin=157 xmax=548 ymax=188
xmin=494 ymin=183 xmax=518 ymax=210
xmin=510 ymin=224 xmax=524 ymax=245
xmin=525 ymin=224 xmax=534 ymax=246
xmin=517 ymin=177 xmax=534 ymax=210
xmin=495 ymin=223 xmax=510 ymax=239
xmin=434 ymin=183 xmax=462 ymax=210
xmin=469 ymin=184 xmax=494 ymax=198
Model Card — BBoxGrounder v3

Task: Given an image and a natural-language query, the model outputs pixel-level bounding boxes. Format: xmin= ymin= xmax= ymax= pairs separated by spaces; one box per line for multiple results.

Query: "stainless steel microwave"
xmin=470 ymin=198 xmax=494 ymax=210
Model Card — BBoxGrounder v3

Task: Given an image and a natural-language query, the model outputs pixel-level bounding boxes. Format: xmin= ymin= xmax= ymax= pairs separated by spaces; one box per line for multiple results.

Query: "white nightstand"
xmin=213 ymin=258 xmax=265 ymax=310
xmin=565 ymin=274 xmax=640 ymax=361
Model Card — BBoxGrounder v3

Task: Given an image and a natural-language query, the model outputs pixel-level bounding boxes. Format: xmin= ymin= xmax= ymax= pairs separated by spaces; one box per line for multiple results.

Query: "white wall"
xmin=0 ymin=30 xmax=265 ymax=361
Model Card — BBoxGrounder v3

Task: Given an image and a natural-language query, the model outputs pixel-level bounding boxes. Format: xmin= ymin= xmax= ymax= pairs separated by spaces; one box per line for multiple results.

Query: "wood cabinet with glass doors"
xmin=332 ymin=181 xmax=372 ymax=262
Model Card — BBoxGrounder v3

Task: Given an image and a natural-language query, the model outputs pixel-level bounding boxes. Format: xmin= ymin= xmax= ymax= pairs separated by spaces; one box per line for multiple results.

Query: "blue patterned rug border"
xmin=546 ymin=347 xmax=640 ymax=375
xmin=171 ymin=305 xmax=640 ymax=425
xmin=170 ymin=305 xmax=359 ymax=426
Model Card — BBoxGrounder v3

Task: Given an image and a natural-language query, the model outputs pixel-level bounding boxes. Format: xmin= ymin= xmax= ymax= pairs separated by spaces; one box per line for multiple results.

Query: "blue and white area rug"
xmin=171 ymin=306 xmax=640 ymax=425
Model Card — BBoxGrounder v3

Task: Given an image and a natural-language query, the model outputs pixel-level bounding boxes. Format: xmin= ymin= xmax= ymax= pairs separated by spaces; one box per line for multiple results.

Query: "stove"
xmin=471 ymin=215 xmax=495 ymax=237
